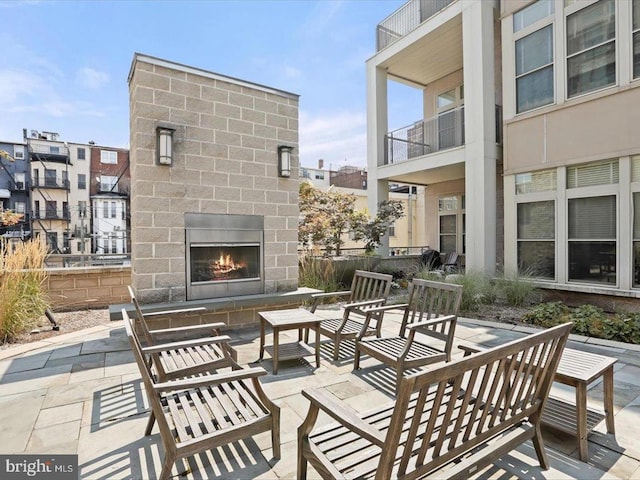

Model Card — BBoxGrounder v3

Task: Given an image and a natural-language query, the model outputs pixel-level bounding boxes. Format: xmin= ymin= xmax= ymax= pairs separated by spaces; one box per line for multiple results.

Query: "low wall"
xmin=45 ymin=266 xmax=131 ymax=311
xmin=109 ymin=288 xmax=320 ymax=330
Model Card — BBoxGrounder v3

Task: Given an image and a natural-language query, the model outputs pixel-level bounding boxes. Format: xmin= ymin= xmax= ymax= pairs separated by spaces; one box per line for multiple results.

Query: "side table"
xmin=541 ymin=347 xmax=616 ymax=461
xmin=258 ymin=308 xmax=322 ymax=374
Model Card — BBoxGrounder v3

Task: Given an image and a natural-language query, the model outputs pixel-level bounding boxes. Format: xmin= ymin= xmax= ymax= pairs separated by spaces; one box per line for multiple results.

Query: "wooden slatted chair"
xmin=307 ymin=270 xmax=393 ymax=360
xmin=298 ymin=322 xmax=573 ymax=480
xmin=123 ymin=310 xmax=280 ymax=480
xmin=128 ymin=285 xmax=236 ymax=382
xmin=354 ymin=278 xmax=463 ymax=392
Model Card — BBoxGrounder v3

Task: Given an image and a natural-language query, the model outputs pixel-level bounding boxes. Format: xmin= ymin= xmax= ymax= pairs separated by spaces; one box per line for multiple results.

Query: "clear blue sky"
xmin=0 ymin=0 xmax=422 ymax=168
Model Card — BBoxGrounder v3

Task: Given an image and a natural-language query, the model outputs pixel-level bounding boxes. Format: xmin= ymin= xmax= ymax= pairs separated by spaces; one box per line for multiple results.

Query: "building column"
xmin=366 ymin=62 xmax=390 ymax=256
xmin=462 ymin=0 xmax=498 ymax=275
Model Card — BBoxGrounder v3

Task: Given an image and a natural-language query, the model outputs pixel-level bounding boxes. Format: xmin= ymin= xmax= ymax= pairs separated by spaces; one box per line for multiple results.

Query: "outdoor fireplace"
xmin=185 ymin=213 xmax=264 ymax=300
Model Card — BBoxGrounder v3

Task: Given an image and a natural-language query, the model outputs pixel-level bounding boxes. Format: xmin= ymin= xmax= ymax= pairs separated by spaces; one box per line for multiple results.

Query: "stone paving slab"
xmin=0 ymin=313 xmax=639 ymax=478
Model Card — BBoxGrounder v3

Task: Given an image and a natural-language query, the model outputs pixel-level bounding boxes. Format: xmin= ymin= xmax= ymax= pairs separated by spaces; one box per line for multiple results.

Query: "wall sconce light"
xmin=157 ymin=127 xmax=174 ymax=166
xmin=278 ymin=145 xmax=293 ymax=177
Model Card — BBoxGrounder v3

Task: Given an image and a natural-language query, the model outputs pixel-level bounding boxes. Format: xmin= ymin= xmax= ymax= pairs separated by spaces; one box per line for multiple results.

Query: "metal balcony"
xmin=31 ymin=177 xmax=71 ymax=190
xmin=384 ymin=105 xmax=502 ymax=165
xmin=376 ymin=0 xmax=455 ymax=51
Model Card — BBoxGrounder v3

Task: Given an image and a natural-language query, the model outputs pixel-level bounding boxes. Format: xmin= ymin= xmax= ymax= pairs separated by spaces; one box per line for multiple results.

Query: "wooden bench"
xmin=307 ymin=270 xmax=393 ymax=360
xmin=354 ymin=278 xmax=463 ymax=393
xmin=298 ymin=322 xmax=572 ymax=479
xmin=123 ymin=309 xmax=281 ymax=480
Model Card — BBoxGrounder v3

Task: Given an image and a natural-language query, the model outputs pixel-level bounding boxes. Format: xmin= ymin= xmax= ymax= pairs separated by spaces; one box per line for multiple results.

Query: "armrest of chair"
xmin=344 ymin=298 xmax=388 ymax=310
xmin=141 ymin=335 xmax=232 ymax=354
xmin=149 ymin=322 xmax=226 ymax=337
xmin=406 ymin=314 xmax=457 ymax=331
xmin=153 ymin=366 xmax=268 ymax=392
xmin=301 ymin=389 xmax=385 ymax=447
xmin=311 ymin=290 xmax=351 ymax=300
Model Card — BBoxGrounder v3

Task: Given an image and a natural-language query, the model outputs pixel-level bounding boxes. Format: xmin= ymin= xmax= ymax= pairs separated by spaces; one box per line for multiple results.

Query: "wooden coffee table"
xmin=258 ymin=308 xmax=322 ymax=374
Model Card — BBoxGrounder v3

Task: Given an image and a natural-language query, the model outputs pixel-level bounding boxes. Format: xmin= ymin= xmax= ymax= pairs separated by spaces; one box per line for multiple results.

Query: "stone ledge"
xmin=109 ymin=287 xmax=321 ymax=321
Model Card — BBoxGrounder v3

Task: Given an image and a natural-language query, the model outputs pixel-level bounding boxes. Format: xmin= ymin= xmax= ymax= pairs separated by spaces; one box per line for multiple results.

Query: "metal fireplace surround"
xmin=185 ymin=213 xmax=264 ymax=301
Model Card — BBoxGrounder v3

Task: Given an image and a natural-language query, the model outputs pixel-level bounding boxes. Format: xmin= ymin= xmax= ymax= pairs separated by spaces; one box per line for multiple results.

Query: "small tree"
xmin=299 ymin=183 xmax=405 ymax=256
xmin=355 ymin=200 xmax=405 ymax=253
xmin=299 ymin=182 xmax=367 ymax=256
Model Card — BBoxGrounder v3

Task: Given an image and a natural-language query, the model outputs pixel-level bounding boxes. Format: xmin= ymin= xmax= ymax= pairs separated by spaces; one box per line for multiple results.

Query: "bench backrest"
xmin=377 ymin=322 xmax=572 ymax=480
xmin=348 ymin=270 xmax=393 ymax=303
xmin=399 ymin=279 xmax=463 ymax=341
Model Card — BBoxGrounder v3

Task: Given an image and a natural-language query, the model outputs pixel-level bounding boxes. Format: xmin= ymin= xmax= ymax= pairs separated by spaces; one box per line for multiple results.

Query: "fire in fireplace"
xmin=191 ymin=245 xmax=260 ymax=282
xmin=185 ymin=213 xmax=264 ymax=300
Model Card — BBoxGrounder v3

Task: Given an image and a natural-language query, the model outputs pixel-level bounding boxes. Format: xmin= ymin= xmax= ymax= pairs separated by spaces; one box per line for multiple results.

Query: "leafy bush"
xmin=522 ymin=302 xmax=640 ymax=344
xmin=0 ymin=238 xmax=50 ymax=343
xmin=569 ymin=304 xmax=607 ymax=337
xmin=522 ymin=302 xmax=570 ymax=328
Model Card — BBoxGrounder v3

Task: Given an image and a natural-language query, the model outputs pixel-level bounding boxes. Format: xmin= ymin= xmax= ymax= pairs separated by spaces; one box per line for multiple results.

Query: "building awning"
xmin=0 ymin=189 xmax=10 ymax=198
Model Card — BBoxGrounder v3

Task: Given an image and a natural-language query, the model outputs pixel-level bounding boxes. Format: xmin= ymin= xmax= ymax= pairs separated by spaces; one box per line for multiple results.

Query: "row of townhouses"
xmin=367 ymin=0 xmax=640 ymax=296
xmin=0 ymin=129 xmax=130 ymax=258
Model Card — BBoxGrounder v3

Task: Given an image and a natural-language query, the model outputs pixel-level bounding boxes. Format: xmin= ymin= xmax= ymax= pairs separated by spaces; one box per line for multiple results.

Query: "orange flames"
xmin=209 ymin=253 xmax=247 ymax=277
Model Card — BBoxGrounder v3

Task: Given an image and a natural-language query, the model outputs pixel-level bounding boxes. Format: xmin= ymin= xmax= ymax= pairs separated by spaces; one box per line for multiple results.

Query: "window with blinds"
xmin=632 ymin=156 xmax=640 ymax=182
xmin=568 ymin=195 xmax=616 ymax=284
xmin=567 ymin=160 xmax=619 ymax=188
xmin=515 ymin=169 xmax=557 ymax=194
xmin=517 ymin=201 xmax=555 ymax=278
xmin=634 ymin=193 xmax=640 ymax=287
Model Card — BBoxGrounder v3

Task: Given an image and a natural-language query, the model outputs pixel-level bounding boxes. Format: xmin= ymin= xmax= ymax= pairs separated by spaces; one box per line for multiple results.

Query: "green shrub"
xmin=0 ymin=238 xmax=50 ymax=343
xmin=522 ymin=302 xmax=570 ymax=328
xmin=569 ymin=304 xmax=607 ymax=337
xmin=498 ymin=275 xmax=537 ymax=307
xmin=607 ymin=313 xmax=640 ymax=344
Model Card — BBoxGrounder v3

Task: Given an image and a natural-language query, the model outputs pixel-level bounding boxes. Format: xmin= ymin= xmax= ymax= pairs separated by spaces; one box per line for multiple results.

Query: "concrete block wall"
xmin=128 ymin=54 xmax=300 ymax=303
xmin=45 ymin=266 xmax=131 ymax=310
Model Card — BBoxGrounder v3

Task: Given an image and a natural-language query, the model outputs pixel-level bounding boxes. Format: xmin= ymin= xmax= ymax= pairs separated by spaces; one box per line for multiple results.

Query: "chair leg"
xmin=354 ymin=345 xmax=361 ymax=370
xmin=144 ymin=411 xmax=156 ymax=436
xmin=532 ymin=425 xmax=549 ymax=470
xmin=158 ymin=452 xmax=176 ymax=480
xmin=272 ymin=408 xmax=281 ymax=460
xmin=333 ymin=336 xmax=340 ymax=361
xmin=297 ymin=446 xmax=308 ymax=480
xmin=395 ymin=370 xmax=404 ymax=396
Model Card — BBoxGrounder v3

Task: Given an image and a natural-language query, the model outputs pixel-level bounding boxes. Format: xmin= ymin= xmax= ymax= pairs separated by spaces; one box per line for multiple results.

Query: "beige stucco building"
xmin=368 ymin=0 xmax=640 ymax=297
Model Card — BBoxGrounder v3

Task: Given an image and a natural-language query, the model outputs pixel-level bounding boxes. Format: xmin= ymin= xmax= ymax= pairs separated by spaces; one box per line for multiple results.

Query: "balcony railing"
xmin=29 ymin=144 xmax=69 ymax=156
xmin=384 ymin=105 xmax=503 ymax=165
xmin=33 ymin=210 xmax=71 ymax=221
xmin=31 ymin=177 xmax=70 ymax=189
xmin=376 ymin=0 xmax=455 ymax=51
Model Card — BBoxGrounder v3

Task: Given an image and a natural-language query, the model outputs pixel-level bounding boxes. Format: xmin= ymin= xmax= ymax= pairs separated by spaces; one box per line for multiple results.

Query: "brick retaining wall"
xmin=45 ymin=267 xmax=131 ymax=311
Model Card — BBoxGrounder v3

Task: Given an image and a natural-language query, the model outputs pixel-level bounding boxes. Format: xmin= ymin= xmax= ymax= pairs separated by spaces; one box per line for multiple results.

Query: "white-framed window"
xmin=78 ymin=174 xmax=86 ymax=190
xmin=515 ymin=169 xmax=557 ymax=279
xmin=14 ymin=172 xmax=25 ymax=190
xmin=111 ymin=237 xmax=118 ymax=254
xmin=111 ymin=201 xmax=117 ymax=218
xmin=566 ymin=159 xmax=618 ymax=285
xmin=315 ymin=172 xmax=324 ymax=180
xmin=99 ymin=175 xmax=118 ymax=193
xmin=438 ymin=194 xmax=465 ymax=254
xmin=13 ymin=145 xmax=24 ymax=160
xmin=388 ymin=221 xmax=396 ymax=238
xmin=100 ymin=150 xmax=117 ymax=164
xmin=513 ymin=0 xmax=555 ymax=113
xmin=14 ymin=201 xmax=26 ymax=214
xmin=77 ymin=147 xmax=86 ymax=160
xmin=78 ymin=201 xmax=87 ymax=218
xmin=103 ymin=201 xmax=108 ymax=218
xmin=633 ymin=0 xmax=640 ymax=79
xmin=566 ymin=0 xmax=616 ymax=98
